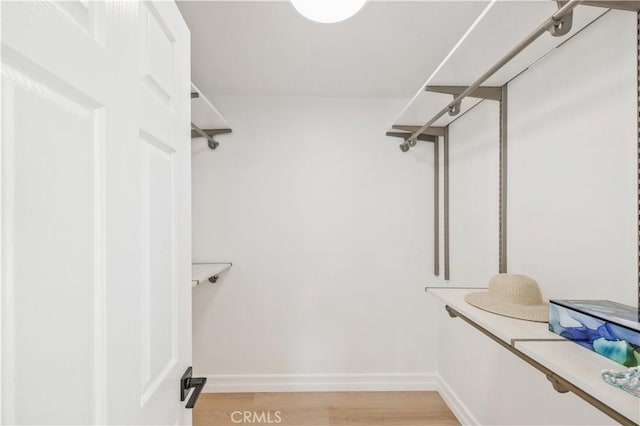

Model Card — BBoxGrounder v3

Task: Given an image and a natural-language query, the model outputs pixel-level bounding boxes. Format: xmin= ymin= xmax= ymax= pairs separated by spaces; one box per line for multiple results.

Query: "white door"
xmin=1 ymin=1 xmax=193 ymax=424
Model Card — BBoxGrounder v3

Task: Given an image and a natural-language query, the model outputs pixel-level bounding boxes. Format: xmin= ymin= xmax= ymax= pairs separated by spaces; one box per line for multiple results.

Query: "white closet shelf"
xmin=517 ymin=341 xmax=640 ymax=425
xmin=428 ymin=288 xmax=639 ymax=426
xmin=429 ymin=288 xmax=559 ymax=344
xmin=191 ymin=82 xmax=232 ymax=153
xmin=191 ymin=263 xmax=232 ymax=288
xmin=191 ymin=82 xmax=230 ymax=130
xmin=391 ymin=2 xmax=608 ymax=131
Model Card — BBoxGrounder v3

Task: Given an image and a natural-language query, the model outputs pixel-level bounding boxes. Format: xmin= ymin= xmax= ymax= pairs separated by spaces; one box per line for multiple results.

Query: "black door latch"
xmin=180 ymin=366 xmax=207 ymax=409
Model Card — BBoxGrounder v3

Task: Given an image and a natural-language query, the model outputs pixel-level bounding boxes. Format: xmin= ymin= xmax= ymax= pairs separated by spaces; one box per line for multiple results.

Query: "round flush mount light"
xmin=291 ymin=0 xmax=367 ymax=24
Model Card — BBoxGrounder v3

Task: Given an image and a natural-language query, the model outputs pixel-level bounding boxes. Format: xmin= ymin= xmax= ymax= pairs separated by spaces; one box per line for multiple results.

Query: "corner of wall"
xmin=436 ymin=375 xmax=480 ymax=426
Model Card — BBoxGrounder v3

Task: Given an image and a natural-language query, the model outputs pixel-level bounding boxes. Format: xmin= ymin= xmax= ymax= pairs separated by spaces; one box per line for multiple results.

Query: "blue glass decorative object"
xmin=549 ymin=300 xmax=640 ymax=367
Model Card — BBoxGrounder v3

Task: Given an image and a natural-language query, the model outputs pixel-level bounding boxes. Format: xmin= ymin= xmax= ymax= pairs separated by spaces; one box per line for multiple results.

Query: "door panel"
xmin=140 ymin=2 xmax=176 ymax=106
xmin=2 ymin=48 xmax=105 ymax=426
xmin=55 ymin=1 xmax=96 ymax=38
xmin=139 ymin=132 xmax=177 ymax=407
xmin=136 ymin=2 xmax=191 ymax=424
xmin=1 ymin=1 xmax=191 ymax=424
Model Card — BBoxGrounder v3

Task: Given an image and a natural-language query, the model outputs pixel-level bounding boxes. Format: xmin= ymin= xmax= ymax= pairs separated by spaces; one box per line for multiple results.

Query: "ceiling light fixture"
xmin=290 ymin=0 xmax=367 ymax=24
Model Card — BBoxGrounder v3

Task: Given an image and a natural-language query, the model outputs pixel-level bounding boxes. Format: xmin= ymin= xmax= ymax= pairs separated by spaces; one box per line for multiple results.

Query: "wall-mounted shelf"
xmin=192 ymin=263 xmax=232 ymax=288
xmin=428 ymin=288 xmax=557 ymax=343
xmin=390 ymin=2 xmax=608 ymax=132
xmin=428 ymin=288 xmax=640 ymax=426
xmin=191 ymin=82 xmax=232 ymax=152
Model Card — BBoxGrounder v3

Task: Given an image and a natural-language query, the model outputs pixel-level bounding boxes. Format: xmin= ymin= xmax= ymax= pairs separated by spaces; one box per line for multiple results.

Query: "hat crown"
xmin=488 ymin=274 xmax=544 ymax=306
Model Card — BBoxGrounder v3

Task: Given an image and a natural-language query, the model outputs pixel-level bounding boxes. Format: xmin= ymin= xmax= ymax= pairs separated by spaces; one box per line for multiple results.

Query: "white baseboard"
xmin=436 ymin=375 xmax=479 ymax=426
xmin=203 ymin=373 xmax=438 ymax=393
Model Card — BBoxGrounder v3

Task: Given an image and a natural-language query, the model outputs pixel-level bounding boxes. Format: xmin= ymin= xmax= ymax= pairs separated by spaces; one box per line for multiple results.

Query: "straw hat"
xmin=465 ymin=274 xmax=549 ymax=322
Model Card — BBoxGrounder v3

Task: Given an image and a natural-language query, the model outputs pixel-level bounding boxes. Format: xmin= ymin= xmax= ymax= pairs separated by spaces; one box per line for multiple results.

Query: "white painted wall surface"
xmin=508 ymin=10 xmax=637 ymax=305
xmin=447 ymin=100 xmax=500 ymax=284
xmin=191 ymin=96 xmax=440 ymax=391
xmin=437 ymin=10 xmax=637 ymax=425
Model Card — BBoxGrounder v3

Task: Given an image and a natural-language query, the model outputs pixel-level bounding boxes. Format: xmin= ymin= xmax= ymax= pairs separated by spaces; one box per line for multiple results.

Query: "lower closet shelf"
xmin=192 ymin=263 xmax=232 ymax=287
xmin=428 ymin=288 xmax=640 ymax=426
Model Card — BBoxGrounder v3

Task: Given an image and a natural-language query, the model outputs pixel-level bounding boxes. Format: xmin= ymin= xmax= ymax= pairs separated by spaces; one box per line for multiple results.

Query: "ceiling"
xmin=177 ymin=1 xmax=490 ymax=98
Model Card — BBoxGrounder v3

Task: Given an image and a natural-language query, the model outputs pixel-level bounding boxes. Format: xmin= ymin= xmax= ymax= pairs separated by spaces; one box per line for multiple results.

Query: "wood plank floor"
xmin=194 ymin=391 xmax=459 ymax=426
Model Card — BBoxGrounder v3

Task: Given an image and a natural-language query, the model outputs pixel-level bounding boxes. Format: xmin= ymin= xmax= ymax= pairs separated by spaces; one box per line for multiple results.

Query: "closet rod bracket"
xmin=190 ymin=125 xmax=232 ymax=150
xmin=549 ymin=1 xmax=573 ymax=36
xmin=386 ymin=131 xmax=437 ymax=152
xmin=385 ymin=131 xmax=438 ymax=143
xmin=448 ymin=101 xmax=461 ymax=116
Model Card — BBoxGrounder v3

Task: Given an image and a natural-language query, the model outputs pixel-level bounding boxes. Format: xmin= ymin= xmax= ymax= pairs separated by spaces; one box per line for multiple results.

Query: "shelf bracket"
xmin=546 ymin=374 xmax=570 ymax=393
xmin=385 ymin=132 xmax=437 ymax=143
xmin=549 ymin=1 xmax=574 ymax=36
xmin=426 ymin=86 xmax=502 ymax=101
xmin=392 ymin=125 xmax=445 ymax=137
xmin=445 ymin=305 xmax=458 ymax=318
xmin=190 ymin=125 xmax=232 ymax=150
xmin=425 ymin=86 xmax=501 ymax=116
xmin=208 ymin=275 xmax=219 ymax=284
xmin=388 ymin=127 xmax=443 ymax=152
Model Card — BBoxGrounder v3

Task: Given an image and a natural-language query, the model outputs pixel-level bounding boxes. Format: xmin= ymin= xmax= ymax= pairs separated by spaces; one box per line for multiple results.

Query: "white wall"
xmin=437 ymin=10 xmax=637 ymax=425
xmin=447 ymin=100 xmax=500 ymax=284
xmin=191 ymin=96 xmax=441 ymax=391
xmin=508 ymin=10 xmax=637 ymax=305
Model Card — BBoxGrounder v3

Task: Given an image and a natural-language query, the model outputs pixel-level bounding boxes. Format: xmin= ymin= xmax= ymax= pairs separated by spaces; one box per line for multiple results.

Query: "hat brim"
xmin=464 ymin=292 xmax=549 ymax=323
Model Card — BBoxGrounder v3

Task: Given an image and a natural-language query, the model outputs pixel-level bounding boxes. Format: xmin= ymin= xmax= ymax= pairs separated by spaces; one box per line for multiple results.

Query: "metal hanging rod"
xmin=190 ymin=124 xmax=232 ymax=150
xmin=401 ymin=0 xmax=581 ymax=151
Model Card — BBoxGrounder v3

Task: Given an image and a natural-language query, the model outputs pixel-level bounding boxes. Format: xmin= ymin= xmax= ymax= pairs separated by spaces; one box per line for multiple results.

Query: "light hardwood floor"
xmin=194 ymin=391 xmax=459 ymax=426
